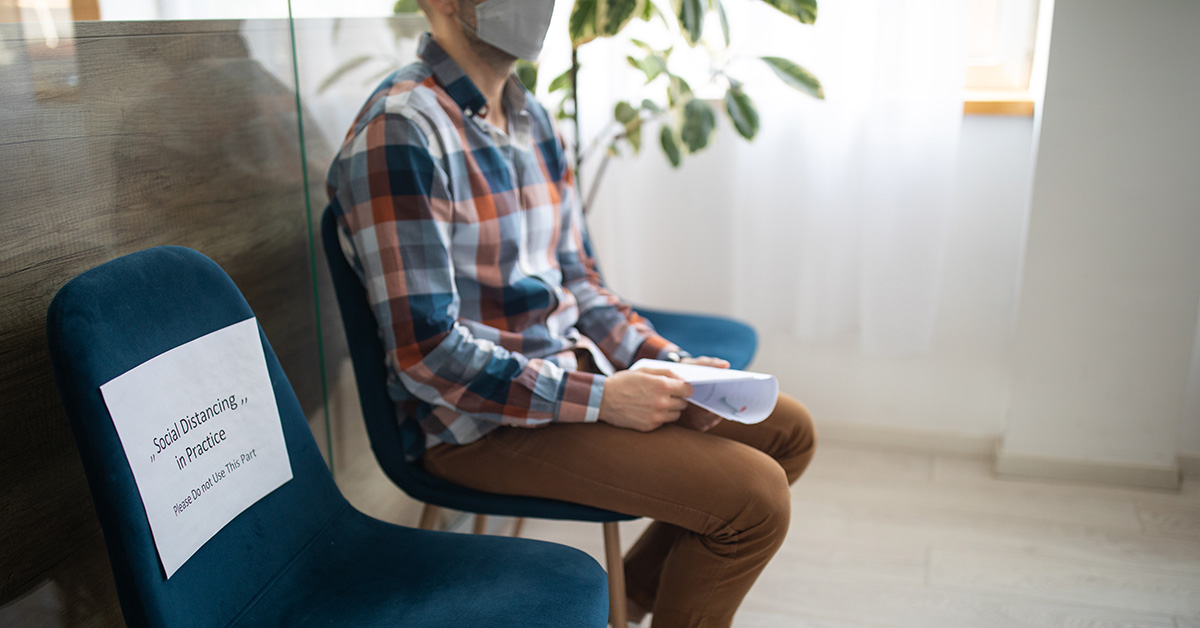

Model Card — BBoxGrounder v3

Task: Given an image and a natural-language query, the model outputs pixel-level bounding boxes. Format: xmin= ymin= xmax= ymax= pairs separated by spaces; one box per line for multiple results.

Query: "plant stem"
xmin=580 ymin=120 xmax=621 ymax=166
xmin=584 ymin=150 xmax=614 ymax=213
xmin=570 ymin=45 xmax=583 ymax=207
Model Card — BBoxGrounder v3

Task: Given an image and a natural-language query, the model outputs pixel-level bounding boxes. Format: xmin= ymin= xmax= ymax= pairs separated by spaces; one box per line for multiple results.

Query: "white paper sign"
xmin=100 ymin=317 xmax=292 ymax=578
xmin=630 ymin=359 xmax=779 ymax=424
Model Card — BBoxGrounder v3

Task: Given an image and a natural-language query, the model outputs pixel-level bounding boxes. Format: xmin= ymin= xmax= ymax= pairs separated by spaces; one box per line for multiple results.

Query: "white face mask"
xmin=461 ymin=0 xmax=555 ymax=61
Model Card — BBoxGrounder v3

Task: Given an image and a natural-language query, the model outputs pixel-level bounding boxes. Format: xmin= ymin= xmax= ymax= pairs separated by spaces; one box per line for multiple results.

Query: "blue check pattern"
xmin=326 ymin=34 xmax=682 ymax=455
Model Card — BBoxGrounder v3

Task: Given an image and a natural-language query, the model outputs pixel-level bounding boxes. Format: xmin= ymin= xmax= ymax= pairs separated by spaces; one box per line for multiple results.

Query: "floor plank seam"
xmin=930 ymin=543 xmax=1200 ymax=581
xmin=923 ymin=581 xmax=1186 ymax=621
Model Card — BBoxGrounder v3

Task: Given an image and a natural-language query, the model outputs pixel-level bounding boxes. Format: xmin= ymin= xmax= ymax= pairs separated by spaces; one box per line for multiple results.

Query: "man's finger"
xmin=664 ymin=379 xmax=694 ymax=398
xmin=639 ymin=367 xmax=682 ymax=378
xmin=686 ymin=356 xmax=730 ymax=369
xmin=637 ymin=368 xmax=694 ymax=397
xmin=666 ymin=398 xmax=689 ymax=412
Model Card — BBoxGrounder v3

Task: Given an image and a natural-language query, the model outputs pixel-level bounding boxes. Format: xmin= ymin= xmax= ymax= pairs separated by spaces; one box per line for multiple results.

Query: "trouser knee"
xmin=777 ymin=396 xmax=818 ymax=483
xmin=756 ymin=470 xmax=792 ymax=549
xmin=710 ymin=453 xmax=792 ymax=553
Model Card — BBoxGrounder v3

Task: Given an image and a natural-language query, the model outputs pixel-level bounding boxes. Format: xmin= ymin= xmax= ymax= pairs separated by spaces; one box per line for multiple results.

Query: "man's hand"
xmin=598 ymin=369 xmax=694 ymax=432
xmin=675 ymin=356 xmax=728 ymax=432
xmin=681 ymin=356 xmax=730 ymax=369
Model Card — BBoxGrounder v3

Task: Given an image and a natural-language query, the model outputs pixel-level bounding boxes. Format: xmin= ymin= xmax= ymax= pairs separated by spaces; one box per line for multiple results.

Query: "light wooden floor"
xmin=513 ymin=442 xmax=1200 ymax=628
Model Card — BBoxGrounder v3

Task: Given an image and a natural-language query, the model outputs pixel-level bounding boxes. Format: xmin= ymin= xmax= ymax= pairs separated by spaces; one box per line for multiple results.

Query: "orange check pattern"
xmin=326 ymin=34 xmax=683 ymax=455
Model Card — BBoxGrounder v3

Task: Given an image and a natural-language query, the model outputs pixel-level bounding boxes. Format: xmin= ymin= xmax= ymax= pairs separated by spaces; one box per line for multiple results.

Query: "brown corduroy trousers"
xmin=422 ymin=393 xmax=817 ymax=628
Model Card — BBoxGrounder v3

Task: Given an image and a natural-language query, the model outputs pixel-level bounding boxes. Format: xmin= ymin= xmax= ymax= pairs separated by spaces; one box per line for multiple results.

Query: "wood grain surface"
xmin=0 ymin=19 xmax=344 ymax=625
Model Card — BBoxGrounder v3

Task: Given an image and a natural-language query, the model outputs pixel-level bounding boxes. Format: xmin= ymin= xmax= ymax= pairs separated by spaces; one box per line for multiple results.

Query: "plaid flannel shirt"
xmin=326 ymin=34 xmax=683 ymax=455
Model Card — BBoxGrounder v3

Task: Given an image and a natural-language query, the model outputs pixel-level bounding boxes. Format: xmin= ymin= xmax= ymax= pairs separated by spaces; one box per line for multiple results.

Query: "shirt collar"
xmin=418 ymin=32 xmax=527 ymax=119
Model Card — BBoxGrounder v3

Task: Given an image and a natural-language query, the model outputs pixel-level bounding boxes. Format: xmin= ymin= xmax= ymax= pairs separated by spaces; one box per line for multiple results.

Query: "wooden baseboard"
xmin=816 ymin=421 xmax=998 ymax=457
xmin=995 ymin=446 xmax=1181 ymax=490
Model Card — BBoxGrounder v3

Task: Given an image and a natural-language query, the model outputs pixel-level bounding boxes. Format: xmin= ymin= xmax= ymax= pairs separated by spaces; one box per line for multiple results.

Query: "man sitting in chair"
xmin=325 ymin=1 xmax=817 ymax=626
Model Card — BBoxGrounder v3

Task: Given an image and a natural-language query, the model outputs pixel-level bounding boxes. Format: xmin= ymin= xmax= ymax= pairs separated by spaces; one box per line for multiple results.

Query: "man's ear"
xmin=424 ymin=0 xmax=458 ymax=16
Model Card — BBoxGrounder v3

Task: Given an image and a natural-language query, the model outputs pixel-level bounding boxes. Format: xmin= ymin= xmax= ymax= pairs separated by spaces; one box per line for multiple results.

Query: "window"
xmin=963 ymin=0 xmax=1040 ymax=115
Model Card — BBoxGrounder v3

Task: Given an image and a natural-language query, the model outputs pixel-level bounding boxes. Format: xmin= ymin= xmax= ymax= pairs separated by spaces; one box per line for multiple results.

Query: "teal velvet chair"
xmin=321 ymin=207 xmax=639 ymax=625
xmin=575 ymin=223 xmax=759 ymax=371
xmin=634 ymin=307 xmax=758 ymax=370
xmin=46 ymin=245 xmax=609 ymax=628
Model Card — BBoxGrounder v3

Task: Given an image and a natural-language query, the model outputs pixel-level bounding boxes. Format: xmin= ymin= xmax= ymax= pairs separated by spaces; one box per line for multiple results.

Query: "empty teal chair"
xmin=576 ymin=230 xmax=759 ymax=370
xmin=634 ymin=307 xmax=758 ymax=371
xmin=46 ymin=245 xmax=608 ymax=628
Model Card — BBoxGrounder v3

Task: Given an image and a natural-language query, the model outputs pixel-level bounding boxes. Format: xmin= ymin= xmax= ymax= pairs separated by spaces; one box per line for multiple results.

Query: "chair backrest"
xmin=46 ymin=246 xmax=347 ymax=628
xmin=321 ymin=207 xmax=632 ymax=522
xmin=319 ymin=208 xmax=427 ymax=479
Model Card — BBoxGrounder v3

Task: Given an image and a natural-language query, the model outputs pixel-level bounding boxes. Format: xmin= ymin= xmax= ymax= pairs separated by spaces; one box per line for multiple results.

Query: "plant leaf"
xmin=660 ymin=125 xmax=683 ymax=166
xmin=643 ymin=0 xmax=670 ymax=26
xmin=571 ymin=0 xmax=646 ymax=46
xmin=627 ymin=53 xmax=668 ymax=83
xmin=548 ymin=68 xmax=573 ymax=93
xmin=715 ymin=0 xmax=731 ymax=47
xmin=639 ymin=0 xmax=655 ymax=21
xmin=392 ymin=0 xmax=419 ymax=14
xmin=761 ymin=56 xmax=825 ymax=99
xmin=724 ymin=84 xmax=759 ymax=139
xmin=674 ymin=0 xmax=706 ymax=45
xmin=680 ymin=98 xmax=716 ymax=152
xmin=317 ymin=55 xmax=373 ymax=94
xmin=515 ymin=60 xmax=538 ymax=92
xmin=760 ymin=0 xmax=817 ymax=24
xmin=604 ymin=0 xmax=645 ymax=35
xmin=667 ymin=75 xmax=693 ymax=107
xmin=641 ymin=99 xmax=663 ymax=114
xmin=627 ymin=124 xmax=643 ymax=154
xmin=614 ymin=100 xmax=639 ymax=124
xmin=569 ymin=0 xmax=599 ymax=45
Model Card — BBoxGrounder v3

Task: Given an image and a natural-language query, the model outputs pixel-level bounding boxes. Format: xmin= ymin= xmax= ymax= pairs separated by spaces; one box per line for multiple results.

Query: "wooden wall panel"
xmin=0 ymin=20 xmax=340 ymax=626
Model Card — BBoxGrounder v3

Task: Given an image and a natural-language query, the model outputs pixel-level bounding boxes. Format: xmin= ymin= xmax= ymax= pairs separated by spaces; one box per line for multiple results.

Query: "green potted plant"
xmin=325 ymin=0 xmax=824 ymax=209
xmin=524 ymin=0 xmax=824 ymax=209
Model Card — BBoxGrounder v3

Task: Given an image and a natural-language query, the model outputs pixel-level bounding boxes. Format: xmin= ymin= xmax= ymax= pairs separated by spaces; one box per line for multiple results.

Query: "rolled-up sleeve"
xmin=333 ymin=111 xmax=604 ymax=428
xmin=553 ymin=160 xmax=686 ymax=369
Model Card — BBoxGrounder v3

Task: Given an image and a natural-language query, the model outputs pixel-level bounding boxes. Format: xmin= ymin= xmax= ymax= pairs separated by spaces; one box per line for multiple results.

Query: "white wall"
xmin=1184 ymin=304 xmax=1200 ymax=459
xmin=1000 ymin=0 xmax=1200 ymax=473
xmin=590 ymin=114 xmax=1036 ymax=441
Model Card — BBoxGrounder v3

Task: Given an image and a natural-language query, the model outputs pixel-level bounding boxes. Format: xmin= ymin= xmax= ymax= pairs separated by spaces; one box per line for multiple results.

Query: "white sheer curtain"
xmin=722 ymin=0 xmax=970 ymax=355
xmin=246 ymin=0 xmax=972 ymax=358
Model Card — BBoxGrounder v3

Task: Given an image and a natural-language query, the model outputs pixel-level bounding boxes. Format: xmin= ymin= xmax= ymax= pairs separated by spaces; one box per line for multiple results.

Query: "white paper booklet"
xmin=629 ymin=359 xmax=779 ymax=424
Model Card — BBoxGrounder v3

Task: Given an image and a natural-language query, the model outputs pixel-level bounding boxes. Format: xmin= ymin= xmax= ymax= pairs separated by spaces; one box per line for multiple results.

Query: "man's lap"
xmin=421 ymin=394 xmax=814 ymax=535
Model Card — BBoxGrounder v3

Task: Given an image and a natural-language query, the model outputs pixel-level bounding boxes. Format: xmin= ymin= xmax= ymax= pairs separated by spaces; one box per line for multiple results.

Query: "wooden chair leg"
xmin=603 ymin=521 xmax=627 ymax=627
xmin=473 ymin=514 xmax=488 ymax=535
xmin=511 ymin=517 xmax=526 ymax=538
xmin=418 ymin=503 xmax=440 ymax=530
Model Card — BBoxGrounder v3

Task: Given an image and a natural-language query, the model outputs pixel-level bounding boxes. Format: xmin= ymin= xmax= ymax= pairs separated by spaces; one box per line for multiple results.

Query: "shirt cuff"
xmin=632 ymin=336 xmax=689 ymax=364
xmin=554 ymin=370 xmax=605 ymax=423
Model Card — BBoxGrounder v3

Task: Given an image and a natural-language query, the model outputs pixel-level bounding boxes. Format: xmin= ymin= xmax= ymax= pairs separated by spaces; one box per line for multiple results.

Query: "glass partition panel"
xmin=289 ymin=11 xmax=428 ymax=526
xmin=0 ymin=9 xmax=329 ymax=625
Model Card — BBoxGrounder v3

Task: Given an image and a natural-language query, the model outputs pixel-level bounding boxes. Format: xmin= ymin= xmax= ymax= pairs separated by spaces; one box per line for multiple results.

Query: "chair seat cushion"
xmin=636 ymin=308 xmax=759 ymax=371
xmin=240 ymin=508 xmax=609 ymax=628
